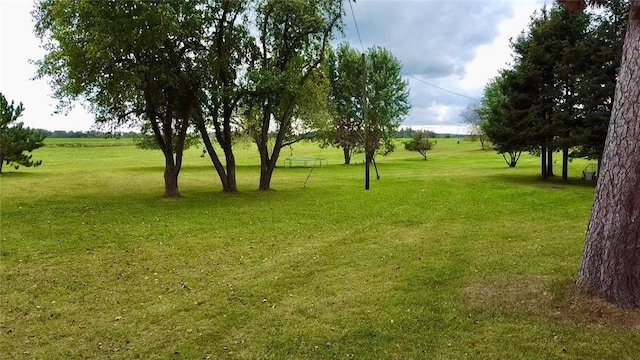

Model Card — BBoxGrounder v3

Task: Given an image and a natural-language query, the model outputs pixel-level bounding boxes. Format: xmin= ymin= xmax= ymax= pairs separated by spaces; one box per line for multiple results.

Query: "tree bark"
xmin=343 ymin=147 xmax=351 ymax=165
xmin=224 ymin=152 xmax=237 ymax=192
xmin=197 ymin=122 xmax=230 ymax=191
xmin=562 ymin=147 xmax=569 ymax=181
xmin=259 ymin=167 xmax=274 ymax=190
xmin=541 ymin=145 xmax=548 ymax=179
xmin=546 ymin=148 xmax=554 ymax=177
xmin=164 ymin=162 xmax=180 ymax=198
xmin=577 ymin=4 xmax=640 ymax=308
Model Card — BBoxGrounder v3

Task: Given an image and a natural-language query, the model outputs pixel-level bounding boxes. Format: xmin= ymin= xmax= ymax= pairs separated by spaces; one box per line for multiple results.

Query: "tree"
xmin=322 ymin=43 xmax=410 ymax=166
xmin=194 ymin=0 xmax=254 ymax=193
xmin=559 ymin=0 xmax=640 ymax=308
xmin=0 ymin=94 xmax=46 ymax=173
xmin=544 ymin=5 xmax=591 ymax=181
xmin=323 ymin=43 xmax=363 ymax=165
xmin=511 ymin=6 xmax=561 ymax=178
xmin=460 ymin=103 xmax=487 ymax=150
xmin=571 ymin=0 xmax=628 ymax=174
xmin=245 ymin=0 xmax=343 ymax=190
xmin=364 ymin=47 xmax=411 ymax=166
xmin=34 ymin=0 xmax=211 ymax=197
xmin=404 ymin=132 xmax=434 ymax=160
xmin=478 ymin=74 xmax=526 ymax=168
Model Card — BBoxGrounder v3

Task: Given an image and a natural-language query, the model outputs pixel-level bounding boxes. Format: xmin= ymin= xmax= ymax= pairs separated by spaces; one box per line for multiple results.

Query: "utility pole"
xmin=362 ymin=53 xmax=370 ymax=190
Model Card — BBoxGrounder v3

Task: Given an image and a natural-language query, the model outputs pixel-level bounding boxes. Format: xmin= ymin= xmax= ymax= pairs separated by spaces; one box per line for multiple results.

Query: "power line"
xmin=347 ymin=0 xmax=365 ymax=53
xmin=346 ymin=0 xmax=478 ymax=102
xmin=402 ymin=73 xmax=479 ymax=101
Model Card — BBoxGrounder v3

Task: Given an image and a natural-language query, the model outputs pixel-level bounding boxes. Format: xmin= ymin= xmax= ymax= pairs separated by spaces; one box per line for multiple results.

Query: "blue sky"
xmin=0 ymin=0 xmax=547 ymax=133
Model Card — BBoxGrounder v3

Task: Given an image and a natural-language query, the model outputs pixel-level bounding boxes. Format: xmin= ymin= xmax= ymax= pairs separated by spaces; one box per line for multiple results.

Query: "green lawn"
xmin=1 ymin=138 xmax=638 ymax=359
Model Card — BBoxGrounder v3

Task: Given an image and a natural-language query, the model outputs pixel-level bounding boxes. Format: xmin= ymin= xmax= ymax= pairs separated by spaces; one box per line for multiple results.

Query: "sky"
xmin=0 ymin=0 xmax=548 ymax=134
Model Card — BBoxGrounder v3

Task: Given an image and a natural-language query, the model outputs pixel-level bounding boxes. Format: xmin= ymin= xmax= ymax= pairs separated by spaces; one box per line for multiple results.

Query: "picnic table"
xmin=284 ymin=157 xmax=328 ymax=168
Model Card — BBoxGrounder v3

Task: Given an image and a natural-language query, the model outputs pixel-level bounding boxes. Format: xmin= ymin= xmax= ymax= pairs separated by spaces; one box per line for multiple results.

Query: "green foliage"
xmin=244 ymin=0 xmax=344 ymax=189
xmin=478 ymin=73 xmax=527 ymax=167
xmin=403 ymin=132 xmax=435 ymax=160
xmin=571 ymin=0 xmax=628 ymax=159
xmin=0 ymin=94 xmax=46 ymax=173
xmin=322 ymin=43 xmax=410 ymax=164
xmin=135 ymin=123 xmax=201 ymax=152
xmin=365 ymin=46 xmax=411 ymax=157
xmin=33 ymin=0 xmax=213 ymax=196
xmin=480 ymin=3 xmax=626 ymax=169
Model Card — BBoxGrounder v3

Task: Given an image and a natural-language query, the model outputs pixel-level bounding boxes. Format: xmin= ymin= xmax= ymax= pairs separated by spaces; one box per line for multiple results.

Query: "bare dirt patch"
xmin=464 ymin=276 xmax=640 ymax=330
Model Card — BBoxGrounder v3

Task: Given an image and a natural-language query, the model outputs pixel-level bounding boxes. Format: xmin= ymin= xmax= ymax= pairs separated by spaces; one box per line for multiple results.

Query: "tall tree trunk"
xmin=577 ymin=5 xmax=640 ymax=308
xmin=541 ymin=145 xmax=548 ymax=179
xmin=224 ymin=150 xmax=237 ymax=192
xmin=197 ymin=122 xmax=231 ymax=191
xmin=259 ymin=141 xmax=283 ymax=191
xmin=562 ymin=147 xmax=569 ymax=181
xmin=343 ymin=147 xmax=351 ymax=165
xmin=546 ymin=148 xmax=554 ymax=177
xmin=259 ymin=165 xmax=275 ymax=190
xmin=164 ymin=162 xmax=180 ymax=198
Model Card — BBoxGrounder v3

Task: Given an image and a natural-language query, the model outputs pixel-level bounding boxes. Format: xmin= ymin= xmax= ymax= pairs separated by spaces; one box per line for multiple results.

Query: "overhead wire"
xmin=348 ymin=0 xmax=366 ymax=53
xmin=347 ymin=0 xmax=478 ymax=102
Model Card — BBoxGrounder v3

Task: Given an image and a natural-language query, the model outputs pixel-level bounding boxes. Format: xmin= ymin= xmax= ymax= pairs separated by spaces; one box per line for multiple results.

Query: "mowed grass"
xmin=1 ymin=138 xmax=638 ymax=359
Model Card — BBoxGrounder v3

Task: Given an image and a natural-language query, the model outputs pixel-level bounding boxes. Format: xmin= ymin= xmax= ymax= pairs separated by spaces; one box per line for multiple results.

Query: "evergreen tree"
xmin=0 ymin=94 xmax=46 ymax=174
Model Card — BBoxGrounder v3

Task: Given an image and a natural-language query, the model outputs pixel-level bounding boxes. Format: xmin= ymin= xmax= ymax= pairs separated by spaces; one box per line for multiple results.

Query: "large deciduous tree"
xmin=363 ymin=47 xmax=410 ymax=165
xmin=0 ymin=94 xmax=46 ymax=174
xmin=560 ymin=0 xmax=640 ymax=307
xmin=195 ymin=0 xmax=254 ymax=193
xmin=34 ymin=0 xmax=210 ymax=197
xmin=322 ymin=43 xmax=410 ymax=166
xmin=245 ymin=0 xmax=342 ymax=190
xmin=323 ymin=43 xmax=363 ymax=165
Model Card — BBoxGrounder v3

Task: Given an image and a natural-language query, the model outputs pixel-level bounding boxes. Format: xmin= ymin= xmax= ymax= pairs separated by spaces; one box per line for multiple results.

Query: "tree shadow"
xmin=487 ymin=172 xmax=598 ymax=189
xmin=0 ymin=171 xmax=43 ymax=178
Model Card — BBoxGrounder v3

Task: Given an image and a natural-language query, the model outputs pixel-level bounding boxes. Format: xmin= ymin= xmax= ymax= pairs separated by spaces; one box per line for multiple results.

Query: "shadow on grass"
xmin=487 ymin=172 xmax=597 ymax=189
xmin=0 ymin=171 xmax=43 ymax=178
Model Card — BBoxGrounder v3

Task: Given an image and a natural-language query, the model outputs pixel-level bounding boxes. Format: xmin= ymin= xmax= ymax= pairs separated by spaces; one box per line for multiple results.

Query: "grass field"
xmin=1 ymin=138 xmax=639 ymax=359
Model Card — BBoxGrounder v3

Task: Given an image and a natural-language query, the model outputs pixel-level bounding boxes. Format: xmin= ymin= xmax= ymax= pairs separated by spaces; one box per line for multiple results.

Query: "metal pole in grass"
xmin=362 ymin=53 xmax=370 ymax=190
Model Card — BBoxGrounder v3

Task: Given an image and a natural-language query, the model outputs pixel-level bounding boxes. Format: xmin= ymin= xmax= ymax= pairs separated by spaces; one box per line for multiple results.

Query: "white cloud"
xmin=459 ymin=0 xmax=547 ymax=92
xmin=0 ymin=0 xmax=547 ymax=132
xmin=1 ymin=0 xmax=94 ymax=131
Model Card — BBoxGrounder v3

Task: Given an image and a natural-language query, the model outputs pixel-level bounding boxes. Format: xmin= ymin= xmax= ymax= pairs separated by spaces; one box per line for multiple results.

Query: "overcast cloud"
xmin=0 ymin=0 xmax=546 ymax=133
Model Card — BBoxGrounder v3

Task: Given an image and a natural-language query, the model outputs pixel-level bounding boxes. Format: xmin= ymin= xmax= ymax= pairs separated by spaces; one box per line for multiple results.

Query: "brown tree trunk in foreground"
xmin=164 ymin=164 xmax=180 ymax=198
xmin=577 ymin=3 xmax=640 ymax=308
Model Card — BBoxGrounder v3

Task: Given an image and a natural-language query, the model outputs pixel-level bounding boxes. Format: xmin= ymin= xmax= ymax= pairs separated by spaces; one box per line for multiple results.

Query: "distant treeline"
xmin=36 ymin=128 xmax=464 ymax=140
xmin=394 ymin=128 xmax=466 ymax=139
xmin=35 ymin=129 xmax=141 ymax=138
